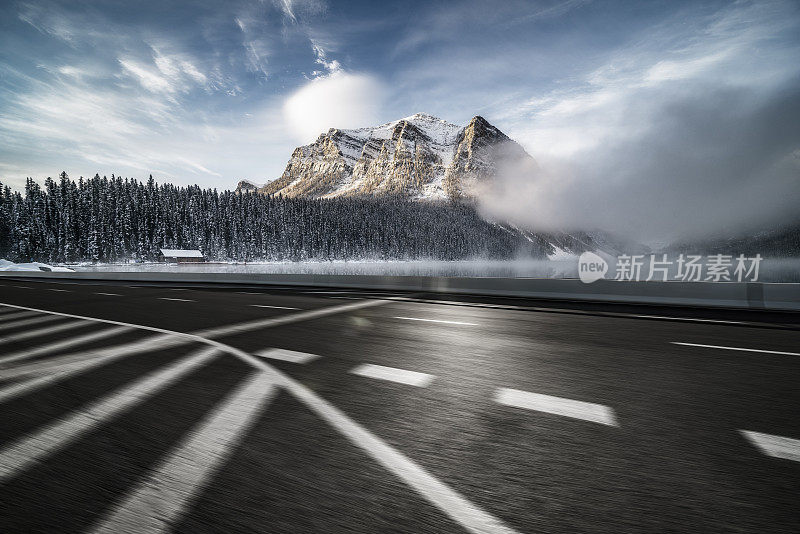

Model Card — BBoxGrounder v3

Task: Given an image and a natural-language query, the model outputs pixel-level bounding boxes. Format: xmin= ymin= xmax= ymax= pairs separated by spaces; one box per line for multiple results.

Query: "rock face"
xmin=235 ymin=179 xmax=261 ymax=194
xmin=240 ymin=113 xmax=534 ymax=201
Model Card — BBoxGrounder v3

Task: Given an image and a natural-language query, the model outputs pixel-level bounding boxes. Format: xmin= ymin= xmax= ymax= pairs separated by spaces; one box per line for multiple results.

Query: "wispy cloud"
xmin=478 ymin=0 xmax=800 ymax=240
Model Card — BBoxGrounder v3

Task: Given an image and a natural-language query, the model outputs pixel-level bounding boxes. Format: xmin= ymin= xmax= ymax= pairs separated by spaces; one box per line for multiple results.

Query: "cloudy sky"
xmin=1 ymin=0 xmax=799 ymax=238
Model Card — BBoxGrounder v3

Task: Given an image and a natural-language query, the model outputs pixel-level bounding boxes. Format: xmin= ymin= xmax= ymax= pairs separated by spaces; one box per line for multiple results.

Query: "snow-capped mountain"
xmin=238 ymin=113 xmax=534 ymax=201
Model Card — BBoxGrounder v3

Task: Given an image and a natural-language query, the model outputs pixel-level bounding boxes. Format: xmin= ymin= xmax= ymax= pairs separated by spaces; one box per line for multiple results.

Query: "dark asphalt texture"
xmin=0 ymin=277 xmax=798 ymax=533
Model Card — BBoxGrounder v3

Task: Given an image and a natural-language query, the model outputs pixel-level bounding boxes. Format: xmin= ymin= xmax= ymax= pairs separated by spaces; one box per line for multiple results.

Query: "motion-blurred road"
xmin=0 ymin=278 xmax=798 ymax=533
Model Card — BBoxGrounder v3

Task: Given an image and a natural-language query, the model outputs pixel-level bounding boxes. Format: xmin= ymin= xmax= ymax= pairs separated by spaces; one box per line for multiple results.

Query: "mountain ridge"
xmin=237 ymin=113 xmax=534 ymax=201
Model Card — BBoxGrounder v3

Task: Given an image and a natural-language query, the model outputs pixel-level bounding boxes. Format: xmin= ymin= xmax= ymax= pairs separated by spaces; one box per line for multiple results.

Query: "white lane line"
xmin=194 ymin=298 xmax=387 ymax=338
xmin=90 ymin=373 xmax=277 ymax=534
xmin=250 ymin=304 xmax=300 ymax=310
xmin=0 ymin=319 xmax=88 ymax=346
xmin=495 ymin=388 xmax=618 ymax=426
xmin=274 ymin=366 xmax=517 ymax=534
xmin=157 ymin=297 xmax=195 ymax=302
xmin=0 ymin=310 xmax=39 ymax=322
xmin=0 ymin=315 xmax=63 ymax=332
xmin=0 ymin=334 xmax=183 ymax=399
xmin=0 ymin=300 xmax=518 ymax=534
xmin=94 ymin=292 xmax=122 ymax=296
xmin=11 ymin=286 xmax=34 ymax=290
xmin=236 ymin=291 xmax=263 ymax=295
xmin=638 ymin=315 xmax=745 ymax=325
xmin=671 ymin=342 xmax=800 ymax=357
xmin=45 ymin=288 xmax=71 ymax=292
xmin=740 ymin=430 xmax=800 ymax=463
xmin=0 ymin=325 xmax=132 ymax=366
xmin=394 ymin=316 xmax=478 ymax=326
xmin=0 ymin=299 xmax=386 ymax=401
xmin=0 ymin=346 xmax=221 ymax=482
xmin=255 ymin=348 xmax=320 ymax=364
xmin=351 ymin=364 xmax=434 ymax=387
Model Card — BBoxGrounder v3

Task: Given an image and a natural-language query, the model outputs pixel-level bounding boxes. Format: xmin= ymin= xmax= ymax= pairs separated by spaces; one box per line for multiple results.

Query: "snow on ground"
xmin=0 ymin=259 xmax=74 ymax=272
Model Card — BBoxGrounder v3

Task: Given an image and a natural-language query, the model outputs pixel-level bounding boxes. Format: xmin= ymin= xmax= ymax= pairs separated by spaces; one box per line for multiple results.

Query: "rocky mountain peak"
xmin=238 ymin=113 xmax=534 ymax=201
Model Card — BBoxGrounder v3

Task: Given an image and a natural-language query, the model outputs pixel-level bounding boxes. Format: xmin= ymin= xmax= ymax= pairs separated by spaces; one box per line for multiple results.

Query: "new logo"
xmin=578 ymin=252 xmax=608 ymax=283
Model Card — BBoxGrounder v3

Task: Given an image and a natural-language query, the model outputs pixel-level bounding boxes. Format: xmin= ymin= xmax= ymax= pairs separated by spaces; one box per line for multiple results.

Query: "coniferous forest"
xmin=0 ymin=173 xmax=541 ymax=264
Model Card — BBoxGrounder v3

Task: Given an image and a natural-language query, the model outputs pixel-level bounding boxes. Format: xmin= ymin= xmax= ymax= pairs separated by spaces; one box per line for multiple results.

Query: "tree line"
xmin=0 ymin=172 xmax=542 ymax=263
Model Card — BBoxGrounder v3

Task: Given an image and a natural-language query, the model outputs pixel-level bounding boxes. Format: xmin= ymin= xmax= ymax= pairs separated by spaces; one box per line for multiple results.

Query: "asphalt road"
xmin=0 ymin=277 xmax=798 ymax=533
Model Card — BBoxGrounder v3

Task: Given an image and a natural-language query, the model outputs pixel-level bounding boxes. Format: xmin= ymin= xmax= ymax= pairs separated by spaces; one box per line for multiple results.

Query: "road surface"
xmin=0 ymin=277 xmax=798 ymax=533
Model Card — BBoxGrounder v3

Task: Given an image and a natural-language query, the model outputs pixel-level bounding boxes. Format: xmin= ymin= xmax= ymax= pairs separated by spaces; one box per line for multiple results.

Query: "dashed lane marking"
xmin=11 ymin=286 xmax=34 ymax=290
xmin=495 ymin=388 xmax=618 ymax=426
xmin=672 ymin=342 xmax=800 ymax=357
xmin=351 ymin=363 xmax=434 ymax=387
xmin=255 ymin=348 xmax=320 ymax=364
xmin=394 ymin=316 xmax=478 ymax=326
xmin=157 ymin=297 xmax=196 ymax=302
xmin=250 ymin=304 xmax=300 ymax=310
xmin=0 ymin=325 xmax=132 ymax=367
xmin=45 ymin=288 xmax=71 ymax=292
xmin=94 ymin=292 xmax=122 ymax=296
xmin=0 ymin=315 xmax=63 ymax=332
xmin=0 ymin=319 xmax=88 ymax=346
xmin=89 ymin=373 xmax=277 ymax=534
xmin=0 ymin=346 xmax=221 ymax=482
xmin=0 ymin=300 xmax=519 ymax=534
xmin=740 ymin=430 xmax=800 ymax=463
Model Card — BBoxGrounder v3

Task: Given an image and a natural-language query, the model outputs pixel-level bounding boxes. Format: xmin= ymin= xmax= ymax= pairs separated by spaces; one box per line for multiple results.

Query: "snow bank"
xmin=0 ymin=259 xmax=74 ymax=272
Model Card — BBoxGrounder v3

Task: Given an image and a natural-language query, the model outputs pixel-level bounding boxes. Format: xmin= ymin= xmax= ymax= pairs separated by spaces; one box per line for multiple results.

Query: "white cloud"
xmin=479 ymin=0 xmax=800 ymax=241
xmin=119 ymin=59 xmax=174 ymax=93
xmin=283 ymin=70 xmax=384 ymax=143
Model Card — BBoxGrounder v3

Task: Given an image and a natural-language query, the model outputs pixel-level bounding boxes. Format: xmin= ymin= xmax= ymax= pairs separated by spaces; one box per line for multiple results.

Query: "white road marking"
xmin=495 ymin=388 xmax=618 ymax=426
xmin=740 ymin=430 xmax=800 ymax=462
xmin=0 ymin=319 xmax=88 ymax=346
xmin=157 ymin=297 xmax=195 ymax=302
xmin=671 ymin=342 xmax=800 ymax=357
xmin=0 ymin=315 xmax=63 ymax=332
xmin=638 ymin=315 xmax=745 ymax=325
xmin=0 ymin=310 xmax=38 ymax=322
xmin=255 ymin=348 xmax=320 ymax=364
xmin=351 ymin=364 xmax=434 ymax=387
xmin=45 ymin=288 xmax=71 ymax=292
xmin=90 ymin=373 xmax=277 ymax=534
xmin=394 ymin=316 xmax=478 ymax=326
xmin=94 ymin=292 xmax=122 ymax=296
xmin=0 ymin=325 xmax=132 ymax=366
xmin=386 ymin=296 xmax=766 ymax=327
xmin=0 ymin=334 xmax=183 ymax=400
xmin=194 ymin=298 xmax=387 ymax=338
xmin=0 ymin=299 xmax=386 ymax=400
xmin=236 ymin=291 xmax=263 ymax=295
xmin=0 ymin=300 xmax=518 ymax=534
xmin=11 ymin=286 xmax=34 ymax=289
xmin=250 ymin=304 xmax=300 ymax=310
xmin=0 ymin=347 xmax=221 ymax=482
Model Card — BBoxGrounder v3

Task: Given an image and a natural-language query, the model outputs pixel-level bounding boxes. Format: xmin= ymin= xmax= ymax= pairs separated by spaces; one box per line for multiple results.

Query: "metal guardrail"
xmin=2 ymin=270 xmax=799 ymax=311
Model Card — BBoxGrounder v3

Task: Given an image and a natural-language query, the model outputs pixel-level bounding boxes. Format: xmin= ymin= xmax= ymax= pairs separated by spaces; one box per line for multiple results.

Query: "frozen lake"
xmin=70 ymin=257 xmax=800 ymax=282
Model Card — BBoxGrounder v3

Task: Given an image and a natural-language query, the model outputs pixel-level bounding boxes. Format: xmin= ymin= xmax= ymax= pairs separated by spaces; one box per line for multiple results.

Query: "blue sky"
xmin=1 ymin=0 xmax=799 ymax=237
